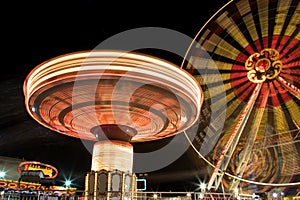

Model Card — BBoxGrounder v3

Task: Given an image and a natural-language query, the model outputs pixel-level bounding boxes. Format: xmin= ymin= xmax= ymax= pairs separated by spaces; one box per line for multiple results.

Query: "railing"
xmin=134 ymin=191 xmax=258 ymax=200
xmin=0 ymin=192 xmax=77 ymax=200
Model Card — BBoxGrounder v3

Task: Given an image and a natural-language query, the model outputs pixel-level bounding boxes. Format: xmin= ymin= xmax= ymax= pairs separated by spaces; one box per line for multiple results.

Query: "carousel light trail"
xmin=23 ymin=50 xmax=203 ymax=199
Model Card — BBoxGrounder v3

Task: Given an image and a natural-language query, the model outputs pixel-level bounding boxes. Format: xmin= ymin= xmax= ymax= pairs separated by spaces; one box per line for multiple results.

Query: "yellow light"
xmin=27 ymin=165 xmax=53 ymax=177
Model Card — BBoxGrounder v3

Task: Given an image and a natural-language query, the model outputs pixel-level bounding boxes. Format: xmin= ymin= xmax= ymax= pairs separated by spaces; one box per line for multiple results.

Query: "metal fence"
xmin=0 ymin=191 xmax=77 ymax=200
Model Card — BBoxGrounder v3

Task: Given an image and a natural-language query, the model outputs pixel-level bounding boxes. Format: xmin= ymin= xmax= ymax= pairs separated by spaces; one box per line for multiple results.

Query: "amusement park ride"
xmin=181 ymin=0 xmax=300 ymax=194
xmin=23 ymin=50 xmax=203 ymax=199
xmin=5 ymin=0 xmax=300 ymax=198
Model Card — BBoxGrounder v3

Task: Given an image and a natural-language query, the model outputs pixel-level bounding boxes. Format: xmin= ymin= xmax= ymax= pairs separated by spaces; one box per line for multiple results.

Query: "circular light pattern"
xmin=245 ymin=48 xmax=282 ymax=83
xmin=182 ymin=0 xmax=300 ymax=193
xmin=24 ymin=50 xmax=203 ymax=142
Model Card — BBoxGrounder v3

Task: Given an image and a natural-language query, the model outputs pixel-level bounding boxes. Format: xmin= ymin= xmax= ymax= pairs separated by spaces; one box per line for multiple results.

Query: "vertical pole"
xmin=229 ymin=84 xmax=269 ymax=191
xmin=207 ymin=83 xmax=262 ymax=191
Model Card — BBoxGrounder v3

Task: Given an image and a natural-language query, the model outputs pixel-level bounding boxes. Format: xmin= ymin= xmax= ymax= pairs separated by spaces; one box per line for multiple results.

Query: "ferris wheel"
xmin=181 ymin=0 xmax=300 ymax=193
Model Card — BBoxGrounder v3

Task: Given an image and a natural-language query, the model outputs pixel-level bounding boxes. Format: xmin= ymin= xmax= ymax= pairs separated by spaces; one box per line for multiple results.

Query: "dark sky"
xmin=1 ymin=0 xmax=229 ymax=191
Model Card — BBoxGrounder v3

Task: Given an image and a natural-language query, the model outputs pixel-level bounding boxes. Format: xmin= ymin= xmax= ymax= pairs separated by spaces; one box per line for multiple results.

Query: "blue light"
xmin=137 ymin=179 xmax=146 ymax=191
xmin=31 ymin=107 xmax=36 ymax=112
xmin=65 ymin=180 xmax=72 ymax=187
xmin=0 ymin=171 xmax=6 ymax=178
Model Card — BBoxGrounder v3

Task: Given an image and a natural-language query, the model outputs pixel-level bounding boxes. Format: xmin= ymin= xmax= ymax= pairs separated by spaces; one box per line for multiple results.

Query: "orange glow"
xmin=18 ymin=161 xmax=58 ymax=178
xmin=0 ymin=179 xmax=76 ymax=192
xmin=91 ymin=141 xmax=133 ymax=172
xmin=23 ymin=50 xmax=203 ymax=142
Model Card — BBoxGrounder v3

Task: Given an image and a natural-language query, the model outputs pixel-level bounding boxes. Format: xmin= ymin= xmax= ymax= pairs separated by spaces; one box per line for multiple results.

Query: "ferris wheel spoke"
xmin=228 ymin=83 xmax=269 ymax=192
xmin=277 ymin=76 xmax=300 ymax=100
xmin=207 ymin=83 xmax=262 ymax=191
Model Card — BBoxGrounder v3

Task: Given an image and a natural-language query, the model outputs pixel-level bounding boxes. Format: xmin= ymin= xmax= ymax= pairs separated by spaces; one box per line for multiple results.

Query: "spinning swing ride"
xmin=22 ymin=0 xmax=300 ymax=196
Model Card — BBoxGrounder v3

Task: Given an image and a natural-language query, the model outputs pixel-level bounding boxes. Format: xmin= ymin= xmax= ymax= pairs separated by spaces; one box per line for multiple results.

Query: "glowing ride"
xmin=181 ymin=0 xmax=300 ymax=193
xmin=23 ymin=50 xmax=203 ymax=199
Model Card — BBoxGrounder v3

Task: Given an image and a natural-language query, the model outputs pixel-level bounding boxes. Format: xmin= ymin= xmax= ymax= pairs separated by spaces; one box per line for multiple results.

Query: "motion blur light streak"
xmin=23 ymin=50 xmax=202 ymax=142
xmin=2 ymin=0 xmax=300 ymax=196
xmin=23 ymin=50 xmax=203 ymax=199
xmin=182 ymin=0 xmax=300 ymax=193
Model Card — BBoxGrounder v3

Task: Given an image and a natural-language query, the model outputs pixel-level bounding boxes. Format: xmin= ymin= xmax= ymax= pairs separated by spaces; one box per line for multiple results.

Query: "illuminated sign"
xmin=18 ymin=161 xmax=58 ymax=179
xmin=26 ymin=165 xmax=53 ymax=177
xmin=0 ymin=179 xmax=42 ymax=190
xmin=0 ymin=179 xmax=76 ymax=192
